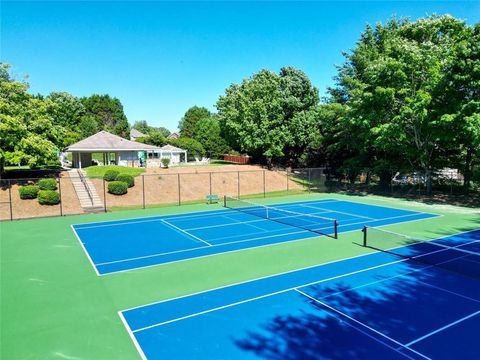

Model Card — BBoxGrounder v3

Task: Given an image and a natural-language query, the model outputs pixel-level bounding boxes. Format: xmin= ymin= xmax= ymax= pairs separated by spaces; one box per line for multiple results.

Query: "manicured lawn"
xmin=84 ymin=165 xmax=145 ymax=178
xmin=1 ymin=193 xmax=479 ymax=359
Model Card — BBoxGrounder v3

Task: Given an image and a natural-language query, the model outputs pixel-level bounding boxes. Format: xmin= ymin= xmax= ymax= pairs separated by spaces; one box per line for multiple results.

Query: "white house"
xmin=65 ymin=131 xmax=187 ymax=168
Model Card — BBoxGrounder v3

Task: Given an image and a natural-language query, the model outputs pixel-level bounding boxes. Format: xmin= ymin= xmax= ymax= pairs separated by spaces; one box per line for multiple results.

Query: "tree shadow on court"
xmin=233 ymin=239 xmax=480 ymax=359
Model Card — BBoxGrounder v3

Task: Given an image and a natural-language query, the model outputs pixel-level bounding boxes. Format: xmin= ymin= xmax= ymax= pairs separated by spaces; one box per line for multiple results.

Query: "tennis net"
xmin=362 ymin=226 xmax=480 ymax=279
xmin=223 ymin=196 xmax=338 ymax=239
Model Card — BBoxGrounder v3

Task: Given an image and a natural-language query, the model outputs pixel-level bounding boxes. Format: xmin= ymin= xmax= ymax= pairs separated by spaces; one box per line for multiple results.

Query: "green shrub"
xmin=115 ymin=174 xmax=135 ymax=187
xmin=161 ymin=158 xmax=170 ymax=168
xmin=38 ymin=190 xmax=60 ymax=205
xmin=19 ymin=185 xmax=39 ymax=199
xmin=108 ymin=181 xmax=128 ymax=195
xmin=103 ymin=170 xmax=120 ymax=181
xmin=38 ymin=178 xmax=57 ymax=190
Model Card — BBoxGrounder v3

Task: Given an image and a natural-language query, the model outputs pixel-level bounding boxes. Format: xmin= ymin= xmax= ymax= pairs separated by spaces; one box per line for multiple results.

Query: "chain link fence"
xmin=1 ymin=166 xmax=476 ymax=221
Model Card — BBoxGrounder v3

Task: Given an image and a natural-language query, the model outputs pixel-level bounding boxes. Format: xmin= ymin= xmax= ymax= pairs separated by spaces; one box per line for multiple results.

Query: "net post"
xmin=362 ymin=226 xmax=367 ymax=247
xmin=103 ymin=179 xmax=107 ymax=212
xmin=223 ymin=195 xmax=226 ymax=207
xmin=334 ymin=220 xmax=338 ymax=239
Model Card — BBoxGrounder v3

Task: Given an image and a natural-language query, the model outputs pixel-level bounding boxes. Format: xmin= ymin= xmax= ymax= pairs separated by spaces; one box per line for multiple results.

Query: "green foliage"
xmin=168 ymin=137 xmax=205 ymax=161
xmin=192 ymin=117 xmax=229 ymax=158
xmin=108 ymin=181 xmax=128 ymax=195
xmin=19 ymin=185 xmax=39 ymax=199
xmin=37 ymin=190 xmax=60 ymax=205
xmin=38 ymin=178 xmax=57 ymax=190
xmin=217 ymin=67 xmax=318 ymax=165
xmin=78 ymin=114 xmax=99 ymax=138
xmin=161 ymin=158 xmax=170 ymax=168
xmin=81 ymin=94 xmax=130 ymax=138
xmin=0 ymin=64 xmax=61 ymax=171
xmin=156 ymin=126 xmax=171 ymax=137
xmin=137 ymin=132 xmax=166 ymax=146
xmin=85 ymin=165 xmax=145 ymax=178
xmin=132 ymin=120 xmax=150 ymax=135
xmin=103 ymin=169 xmax=120 ymax=181
xmin=115 ymin=174 xmax=135 ymax=187
xmin=46 ymin=92 xmax=85 ymax=129
xmin=179 ymin=106 xmax=211 ymax=138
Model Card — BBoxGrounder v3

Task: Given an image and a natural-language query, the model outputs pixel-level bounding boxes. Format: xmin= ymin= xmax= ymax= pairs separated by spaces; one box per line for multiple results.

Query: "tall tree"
xmin=179 ymin=106 xmax=211 ymax=138
xmin=217 ymin=67 xmax=318 ymax=166
xmin=0 ymin=64 xmax=59 ymax=171
xmin=81 ymin=94 xmax=130 ymax=138
xmin=192 ymin=117 xmax=229 ymax=157
xmin=46 ymin=92 xmax=85 ymax=129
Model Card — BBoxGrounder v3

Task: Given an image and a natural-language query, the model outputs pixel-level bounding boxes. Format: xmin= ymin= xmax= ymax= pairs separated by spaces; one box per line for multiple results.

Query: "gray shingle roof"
xmin=66 ymin=131 xmax=162 ymax=151
xmin=130 ymin=128 xmax=146 ymax=138
xmin=159 ymin=144 xmax=185 ymax=152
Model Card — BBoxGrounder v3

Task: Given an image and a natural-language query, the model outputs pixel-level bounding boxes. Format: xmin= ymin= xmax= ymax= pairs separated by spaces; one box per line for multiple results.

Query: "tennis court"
xmin=120 ymin=229 xmax=480 ymax=359
xmin=72 ymin=198 xmax=437 ymax=275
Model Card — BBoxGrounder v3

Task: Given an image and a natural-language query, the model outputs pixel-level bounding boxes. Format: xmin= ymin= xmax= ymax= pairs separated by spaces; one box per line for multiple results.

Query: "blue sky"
xmin=2 ymin=1 xmax=479 ymax=131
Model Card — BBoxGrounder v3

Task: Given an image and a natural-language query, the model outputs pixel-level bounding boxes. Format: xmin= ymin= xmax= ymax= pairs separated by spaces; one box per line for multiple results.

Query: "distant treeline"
xmin=1 ymin=15 xmax=478 ymax=192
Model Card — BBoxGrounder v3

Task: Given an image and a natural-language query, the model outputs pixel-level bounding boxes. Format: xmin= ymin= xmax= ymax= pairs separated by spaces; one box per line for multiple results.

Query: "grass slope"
xmin=84 ymin=165 xmax=145 ymax=178
xmin=1 ymin=193 xmax=479 ymax=359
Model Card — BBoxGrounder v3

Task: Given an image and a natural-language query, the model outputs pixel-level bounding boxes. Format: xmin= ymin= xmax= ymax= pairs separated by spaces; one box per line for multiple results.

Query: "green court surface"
xmin=1 ymin=193 xmax=479 ymax=359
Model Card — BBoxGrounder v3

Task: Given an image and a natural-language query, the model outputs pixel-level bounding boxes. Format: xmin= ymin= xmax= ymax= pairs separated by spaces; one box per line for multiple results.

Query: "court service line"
xmin=299 ymin=204 xmax=376 ymax=220
xmin=221 ymin=214 xmax=268 ymax=232
xmin=96 ymin=211 xmax=444 ymax=274
xmin=405 ymin=310 xmax=480 ymax=347
xmin=294 ymin=289 xmax=431 ymax=360
xmin=160 ymin=219 xmax=212 ymax=246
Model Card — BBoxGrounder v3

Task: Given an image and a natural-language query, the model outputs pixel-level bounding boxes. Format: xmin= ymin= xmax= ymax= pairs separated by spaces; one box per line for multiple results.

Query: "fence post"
xmin=263 ymin=170 xmax=266 ymax=198
xmin=209 ymin=172 xmax=212 ymax=196
xmin=58 ymin=177 xmax=63 ymax=216
xmin=8 ymin=180 xmax=13 ymax=221
xmin=142 ymin=175 xmax=145 ymax=209
xmin=308 ymin=168 xmax=311 ymax=193
xmin=286 ymin=170 xmax=289 ymax=192
xmin=103 ymin=179 xmax=107 ymax=212
xmin=362 ymin=226 xmax=367 ymax=247
xmin=237 ymin=171 xmax=240 ymax=198
xmin=177 ymin=173 xmax=181 ymax=206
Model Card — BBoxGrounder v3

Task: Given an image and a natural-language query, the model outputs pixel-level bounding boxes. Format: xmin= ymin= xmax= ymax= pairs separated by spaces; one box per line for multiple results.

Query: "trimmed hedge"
xmin=108 ymin=181 xmax=128 ymax=195
xmin=103 ymin=170 xmax=120 ymax=181
xmin=19 ymin=185 xmax=39 ymax=199
xmin=38 ymin=178 xmax=57 ymax=190
xmin=115 ymin=174 xmax=135 ymax=188
xmin=161 ymin=158 xmax=170 ymax=168
xmin=38 ymin=190 xmax=60 ymax=205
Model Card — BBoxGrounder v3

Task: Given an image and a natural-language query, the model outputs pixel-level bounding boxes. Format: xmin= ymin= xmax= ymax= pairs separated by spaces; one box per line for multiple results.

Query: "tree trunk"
xmin=463 ymin=147 xmax=473 ymax=193
xmin=425 ymin=168 xmax=432 ymax=196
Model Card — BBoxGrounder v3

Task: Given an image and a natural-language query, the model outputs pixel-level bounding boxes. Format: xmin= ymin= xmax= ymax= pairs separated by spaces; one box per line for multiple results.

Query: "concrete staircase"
xmin=68 ymin=169 xmax=104 ymax=213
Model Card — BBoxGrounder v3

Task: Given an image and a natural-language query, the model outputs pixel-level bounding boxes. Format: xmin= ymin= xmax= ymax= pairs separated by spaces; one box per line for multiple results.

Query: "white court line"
xmin=221 ymin=214 xmax=268 ymax=233
xmin=405 ymin=310 xmax=480 ymax=347
xmin=118 ymin=312 xmax=147 ymax=360
xmin=95 ymin=211 xmax=445 ymax=275
xmin=294 ymin=289 xmax=431 ymax=360
xmin=70 ymin=224 xmax=100 ymax=276
xmin=300 ymin=203 xmax=376 ymax=220
xmin=120 ymin=228 xmax=480 ymax=310
xmin=160 ymin=219 xmax=212 ymax=246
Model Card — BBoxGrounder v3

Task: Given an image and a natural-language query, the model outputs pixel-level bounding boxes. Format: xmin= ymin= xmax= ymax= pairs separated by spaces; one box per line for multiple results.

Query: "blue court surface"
xmin=72 ymin=198 xmax=437 ymax=275
xmin=120 ymin=229 xmax=480 ymax=360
